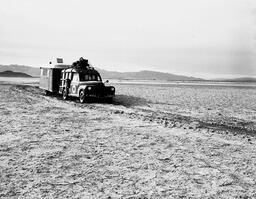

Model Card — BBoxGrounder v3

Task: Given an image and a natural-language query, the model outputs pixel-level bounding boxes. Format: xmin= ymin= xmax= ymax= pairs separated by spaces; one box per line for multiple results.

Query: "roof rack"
xmin=71 ymin=57 xmax=94 ymax=70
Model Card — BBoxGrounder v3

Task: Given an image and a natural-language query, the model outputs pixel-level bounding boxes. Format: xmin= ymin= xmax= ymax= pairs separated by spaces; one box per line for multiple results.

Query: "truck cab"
xmin=59 ymin=67 xmax=115 ymax=103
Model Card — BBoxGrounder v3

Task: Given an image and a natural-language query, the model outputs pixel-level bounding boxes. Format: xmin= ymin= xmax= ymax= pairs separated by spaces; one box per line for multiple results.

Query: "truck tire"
xmin=79 ymin=90 xmax=86 ymax=103
xmin=62 ymin=88 xmax=69 ymax=100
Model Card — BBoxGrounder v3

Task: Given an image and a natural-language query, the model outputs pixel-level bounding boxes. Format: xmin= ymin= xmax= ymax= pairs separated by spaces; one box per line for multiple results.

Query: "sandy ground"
xmin=0 ymin=80 xmax=256 ymax=198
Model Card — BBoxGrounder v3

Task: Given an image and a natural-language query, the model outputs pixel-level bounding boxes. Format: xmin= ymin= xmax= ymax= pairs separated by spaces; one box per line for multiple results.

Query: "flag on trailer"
xmin=56 ymin=58 xmax=63 ymax=63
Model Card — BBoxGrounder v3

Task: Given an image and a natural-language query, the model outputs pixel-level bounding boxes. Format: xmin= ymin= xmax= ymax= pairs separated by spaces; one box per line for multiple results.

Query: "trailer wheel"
xmin=79 ymin=90 xmax=86 ymax=103
xmin=62 ymin=88 xmax=69 ymax=100
xmin=106 ymin=97 xmax=113 ymax=104
xmin=45 ymin=90 xmax=51 ymax=96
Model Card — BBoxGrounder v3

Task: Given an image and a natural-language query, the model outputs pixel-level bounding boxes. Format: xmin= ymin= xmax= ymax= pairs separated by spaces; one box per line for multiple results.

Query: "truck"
xmin=39 ymin=58 xmax=115 ymax=103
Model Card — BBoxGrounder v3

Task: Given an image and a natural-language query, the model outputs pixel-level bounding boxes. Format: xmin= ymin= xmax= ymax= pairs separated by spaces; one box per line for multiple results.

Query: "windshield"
xmin=79 ymin=74 xmax=102 ymax=81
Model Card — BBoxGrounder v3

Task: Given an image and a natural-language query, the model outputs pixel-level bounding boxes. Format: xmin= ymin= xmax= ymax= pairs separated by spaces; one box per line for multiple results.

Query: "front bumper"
xmin=85 ymin=86 xmax=115 ymax=98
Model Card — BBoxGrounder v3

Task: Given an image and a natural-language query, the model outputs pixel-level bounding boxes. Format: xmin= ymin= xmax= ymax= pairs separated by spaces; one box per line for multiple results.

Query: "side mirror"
xmin=104 ymin=80 xmax=109 ymax=83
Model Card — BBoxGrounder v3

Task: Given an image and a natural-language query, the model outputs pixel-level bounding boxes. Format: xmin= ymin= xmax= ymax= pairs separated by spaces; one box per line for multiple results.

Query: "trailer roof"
xmin=40 ymin=64 xmax=71 ymax=69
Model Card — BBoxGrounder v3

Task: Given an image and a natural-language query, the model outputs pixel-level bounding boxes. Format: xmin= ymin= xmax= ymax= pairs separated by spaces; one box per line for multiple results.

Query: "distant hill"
xmin=0 ymin=70 xmax=32 ymax=77
xmin=0 ymin=64 xmax=40 ymax=77
xmin=0 ymin=64 xmax=203 ymax=81
xmin=96 ymin=68 xmax=203 ymax=81
xmin=1 ymin=64 xmax=256 ymax=82
xmin=222 ymin=77 xmax=256 ymax=82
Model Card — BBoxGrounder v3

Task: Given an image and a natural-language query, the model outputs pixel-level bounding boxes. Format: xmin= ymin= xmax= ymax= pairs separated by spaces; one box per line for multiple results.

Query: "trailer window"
xmin=41 ymin=69 xmax=48 ymax=76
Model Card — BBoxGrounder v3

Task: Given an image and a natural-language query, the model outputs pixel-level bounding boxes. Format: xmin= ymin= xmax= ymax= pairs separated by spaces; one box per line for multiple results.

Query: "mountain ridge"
xmin=95 ymin=68 xmax=203 ymax=81
xmin=0 ymin=64 xmax=203 ymax=81
xmin=218 ymin=77 xmax=256 ymax=82
xmin=0 ymin=64 xmax=40 ymax=77
xmin=1 ymin=64 xmax=255 ymax=82
xmin=0 ymin=70 xmax=32 ymax=77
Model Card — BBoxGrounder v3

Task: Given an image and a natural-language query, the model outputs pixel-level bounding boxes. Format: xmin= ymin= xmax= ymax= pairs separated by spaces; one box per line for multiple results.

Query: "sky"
xmin=1 ymin=0 xmax=256 ymax=78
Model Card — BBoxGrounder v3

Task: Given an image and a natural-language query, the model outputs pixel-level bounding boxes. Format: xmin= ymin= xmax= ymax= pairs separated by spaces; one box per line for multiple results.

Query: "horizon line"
xmin=1 ymin=63 xmax=256 ymax=80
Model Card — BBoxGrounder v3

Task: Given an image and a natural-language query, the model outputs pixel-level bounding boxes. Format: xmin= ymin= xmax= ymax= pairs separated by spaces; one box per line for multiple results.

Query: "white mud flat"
xmin=0 ymin=82 xmax=256 ymax=198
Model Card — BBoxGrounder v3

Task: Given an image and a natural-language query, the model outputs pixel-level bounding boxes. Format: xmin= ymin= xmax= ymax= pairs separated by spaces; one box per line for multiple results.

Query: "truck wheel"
xmin=79 ymin=90 xmax=86 ymax=103
xmin=63 ymin=88 xmax=69 ymax=100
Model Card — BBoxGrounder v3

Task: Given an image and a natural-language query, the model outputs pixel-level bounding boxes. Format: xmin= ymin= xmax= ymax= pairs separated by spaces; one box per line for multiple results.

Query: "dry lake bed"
xmin=0 ymin=78 xmax=256 ymax=198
